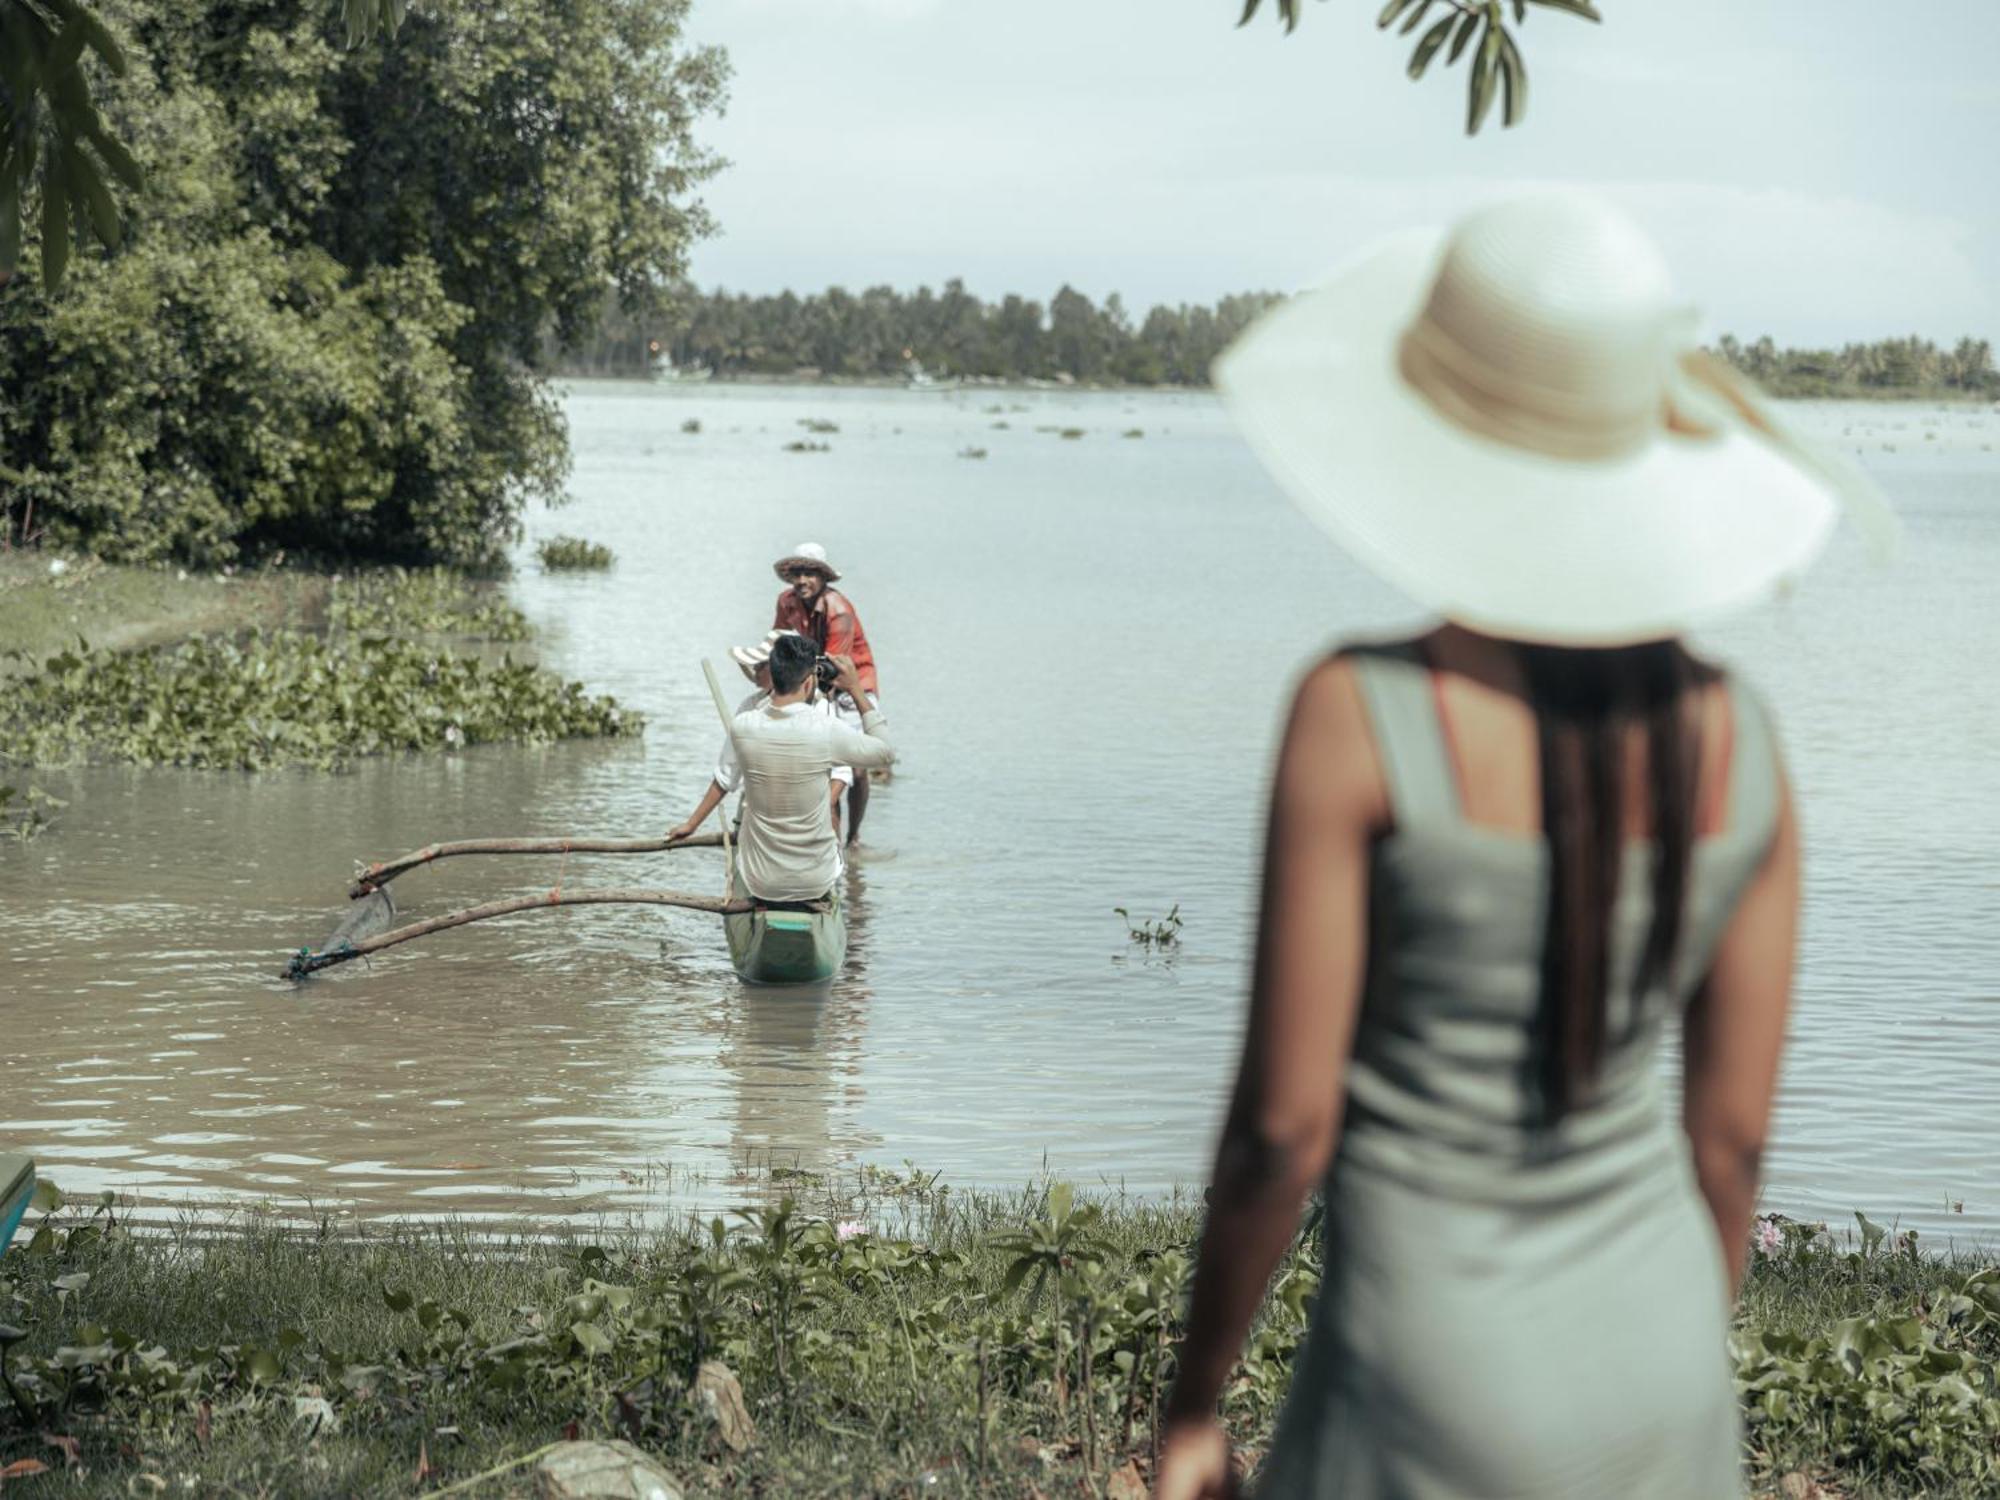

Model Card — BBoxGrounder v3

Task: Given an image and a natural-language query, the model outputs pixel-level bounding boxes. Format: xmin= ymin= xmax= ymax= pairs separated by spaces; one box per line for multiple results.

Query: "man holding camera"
xmin=722 ymin=629 xmax=854 ymax=835
xmin=666 ymin=635 xmax=892 ymax=903
xmin=771 ymin=542 xmax=879 ymax=846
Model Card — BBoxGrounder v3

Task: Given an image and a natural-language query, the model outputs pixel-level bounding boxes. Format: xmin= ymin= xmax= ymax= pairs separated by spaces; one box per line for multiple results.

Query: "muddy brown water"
xmin=4 ymin=389 xmax=1995 ymax=1244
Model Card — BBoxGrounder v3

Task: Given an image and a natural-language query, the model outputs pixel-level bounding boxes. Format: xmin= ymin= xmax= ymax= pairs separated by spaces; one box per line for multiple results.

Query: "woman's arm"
xmin=1682 ymin=762 xmax=1800 ymax=1294
xmin=1155 ymin=658 xmax=1383 ymax=1498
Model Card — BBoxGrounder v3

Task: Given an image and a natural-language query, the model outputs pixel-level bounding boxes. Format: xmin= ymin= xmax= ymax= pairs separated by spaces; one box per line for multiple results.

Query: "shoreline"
xmin=2 ymin=1170 xmax=1992 ymax=1498
xmin=553 ymin=369 xmax=2000 ymax=405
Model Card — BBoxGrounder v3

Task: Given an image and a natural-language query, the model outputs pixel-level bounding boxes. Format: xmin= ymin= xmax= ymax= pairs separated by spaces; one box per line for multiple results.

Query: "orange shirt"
xmin=773 ymin=587 xmax=879 ymax=695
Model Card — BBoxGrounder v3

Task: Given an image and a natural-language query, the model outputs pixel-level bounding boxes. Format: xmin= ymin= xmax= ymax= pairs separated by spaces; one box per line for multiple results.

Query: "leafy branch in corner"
xmin=0 ymin=0 xmax=408 ymax=291
xmin=1237 ymin=0 xmax=1603 ymax=135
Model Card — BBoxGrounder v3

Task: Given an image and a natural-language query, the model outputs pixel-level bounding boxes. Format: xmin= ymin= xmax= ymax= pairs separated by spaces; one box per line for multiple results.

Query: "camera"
xmin=813 ymin=654 xmax=840 ymax=693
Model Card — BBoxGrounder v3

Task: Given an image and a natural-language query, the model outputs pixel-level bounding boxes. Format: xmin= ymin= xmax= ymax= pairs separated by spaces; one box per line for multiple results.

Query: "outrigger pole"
xmin=284 ymin=886 xmax=765 ymax=980
xmin=348 ymin=832 xmax=724 ymax=898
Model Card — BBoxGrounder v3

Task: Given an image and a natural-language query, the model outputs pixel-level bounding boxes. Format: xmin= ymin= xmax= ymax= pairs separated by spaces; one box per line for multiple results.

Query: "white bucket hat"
xmin=1214 ymin=192 xmax=1895 ymax=646
xmin=774 ymin=541 xmax=841 ymax=583
xmin=729 ymin=628 xmax=808 ymax=681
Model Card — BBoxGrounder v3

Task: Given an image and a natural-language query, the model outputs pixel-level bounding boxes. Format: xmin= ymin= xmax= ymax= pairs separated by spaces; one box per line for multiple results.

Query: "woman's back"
xmin=1255 ymin=634 xmax=1778 ymax=1498
xmin=1334 ymin=634 xmax=1779 ymax=1195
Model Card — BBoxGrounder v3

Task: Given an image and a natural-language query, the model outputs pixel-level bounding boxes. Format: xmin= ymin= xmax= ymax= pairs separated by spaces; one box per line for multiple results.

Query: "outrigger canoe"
xmin=724 ymin=891 xmax=845 ymax=984
xmin=2 ymin=1154 xmax=35 ymax=1250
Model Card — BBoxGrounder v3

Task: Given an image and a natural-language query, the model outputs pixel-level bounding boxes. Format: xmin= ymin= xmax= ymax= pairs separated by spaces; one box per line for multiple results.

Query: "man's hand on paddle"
xmin=665 ymin=818 xmax=701 ymax=843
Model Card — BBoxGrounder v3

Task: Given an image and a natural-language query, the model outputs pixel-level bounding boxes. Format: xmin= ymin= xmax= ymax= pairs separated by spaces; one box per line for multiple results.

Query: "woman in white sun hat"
xmin=1154 ymin=193 xmax=1892 ymax=1500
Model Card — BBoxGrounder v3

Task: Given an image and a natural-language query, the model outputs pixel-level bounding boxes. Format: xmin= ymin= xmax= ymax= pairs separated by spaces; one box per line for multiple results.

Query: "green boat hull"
xmin=724 ymin=897 xmax=846 ymax=984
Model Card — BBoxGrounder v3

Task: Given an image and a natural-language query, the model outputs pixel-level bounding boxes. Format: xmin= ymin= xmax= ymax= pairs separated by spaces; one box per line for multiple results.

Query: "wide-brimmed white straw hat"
xmin=1213 ymin=192 xmax=1895 ymax=646
xmin=774 ymin=541 xmax=841 ymax=583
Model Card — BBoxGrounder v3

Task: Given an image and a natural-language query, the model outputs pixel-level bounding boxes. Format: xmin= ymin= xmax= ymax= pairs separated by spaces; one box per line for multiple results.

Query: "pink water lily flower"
xmin=1755 ymin=1217 xmax=1783 ymax=1255
xmin=836 ymin=1219 xmax=867 ymax=1242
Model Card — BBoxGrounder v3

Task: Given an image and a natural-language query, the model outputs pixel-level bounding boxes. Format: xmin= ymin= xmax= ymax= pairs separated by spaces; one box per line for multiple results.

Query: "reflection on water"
xmin=2 ymin=389 xmax=1996 ymax=1243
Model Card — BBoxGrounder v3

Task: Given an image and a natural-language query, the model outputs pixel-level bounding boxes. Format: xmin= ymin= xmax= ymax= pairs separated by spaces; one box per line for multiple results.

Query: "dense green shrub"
xmin=0 ymin=0 xmax=725 ymax=568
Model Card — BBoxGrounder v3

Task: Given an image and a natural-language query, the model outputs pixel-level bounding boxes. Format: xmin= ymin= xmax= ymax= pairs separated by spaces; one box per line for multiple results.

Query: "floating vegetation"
xmin=0 ymin=634 xmax=638 ymax=771
xmin=323 ymin=567 xmax=532 ymax=642
xmin=1122 ymin=428 xmax=1145 ymax=439
xmin=797 ymin=418 xmax=841 ymax=434
xmin=1115 ymin=903 xmax=1182 ymax=950
xmin=0 ymin=781 xmax=63 ymax=841
xmin=681 ymin=417 xmax=703 ymax=434
xmin=1059 ymin=428 xmax=1086 ymax=440
xmin=958 ymin=447 xmax=989 ymax=460
xmin=535 ymin=535 xmax=616 ymax=572
xmin=783 ymin=440 xmax=831 ymax=454
xmin=991 ymin=420 xmax=1011 ymax=430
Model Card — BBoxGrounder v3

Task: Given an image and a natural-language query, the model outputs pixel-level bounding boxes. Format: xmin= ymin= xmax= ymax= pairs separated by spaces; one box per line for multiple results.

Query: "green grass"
xmin=2 ymin=1184 xmax=1994 ymax=1497
xmin=0 ymin=553 xmax=329 ymax=678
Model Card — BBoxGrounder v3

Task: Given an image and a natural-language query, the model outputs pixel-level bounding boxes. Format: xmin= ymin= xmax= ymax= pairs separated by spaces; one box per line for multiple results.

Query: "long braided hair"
xmin=1515 ymin=641 xmax=1718 ymax=1122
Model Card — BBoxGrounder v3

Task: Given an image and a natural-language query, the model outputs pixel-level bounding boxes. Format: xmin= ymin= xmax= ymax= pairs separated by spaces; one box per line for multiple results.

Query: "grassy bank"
xmin=0 ymin=557 xmax=638 ymax=772
xmin=0 ymin=554 xmax=330 ymax=678
xmin=1 ymin=1176 xmax=1993 ymax=1498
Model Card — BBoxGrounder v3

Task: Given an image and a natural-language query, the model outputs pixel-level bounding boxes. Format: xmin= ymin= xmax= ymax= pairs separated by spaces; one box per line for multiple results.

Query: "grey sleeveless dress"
xmin=1256 ymin=641 xmax=1775 ymax=1499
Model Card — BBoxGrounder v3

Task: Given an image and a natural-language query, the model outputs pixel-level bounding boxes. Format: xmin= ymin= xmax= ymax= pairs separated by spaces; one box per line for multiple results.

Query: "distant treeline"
xmin=1713 ymin=334 xmax=1997 ymax=399
xmin=561 ymin=281 xmax=1283 ymax=385
xmin=557 ymin=284 xmax=1999 ymax=398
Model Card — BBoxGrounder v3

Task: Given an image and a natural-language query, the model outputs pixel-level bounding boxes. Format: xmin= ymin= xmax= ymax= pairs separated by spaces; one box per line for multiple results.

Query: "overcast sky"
xmin=678 ymin=0 xmax=1999 ymax=345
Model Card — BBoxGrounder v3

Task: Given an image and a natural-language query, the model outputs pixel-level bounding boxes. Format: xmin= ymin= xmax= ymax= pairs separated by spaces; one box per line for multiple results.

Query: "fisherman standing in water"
xmin=771 ymin=543 xmax=881 ymax=847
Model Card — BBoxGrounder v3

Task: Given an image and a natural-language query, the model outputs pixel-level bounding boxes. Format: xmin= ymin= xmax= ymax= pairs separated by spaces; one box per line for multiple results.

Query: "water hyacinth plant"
xmin=535 ymin=536 xmax=617 ymax=572
xmin=0 ymin=634 xmax=638 ymax=771
xmin=1115 ymin=904 xmax=1184 ymax=950
xmin=323 ymin=567 xmax=533 ymax=641
xmin=0 ymin=781 xmax=63 ymax=841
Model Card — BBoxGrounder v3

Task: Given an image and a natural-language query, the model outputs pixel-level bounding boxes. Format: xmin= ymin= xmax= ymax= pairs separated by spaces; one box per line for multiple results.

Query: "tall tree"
xmin=1 ymin=0 xmax=726 ymax=563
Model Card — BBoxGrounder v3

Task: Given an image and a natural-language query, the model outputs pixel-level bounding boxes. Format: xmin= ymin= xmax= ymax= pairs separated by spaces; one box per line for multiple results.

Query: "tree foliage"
xmin=1239 ymin=0 xmax=1601 ymax=135
xmin=565 ymin=281 xmax=1287 ymax=386
xmin=0 ymin=0 xmax=726 ymax=566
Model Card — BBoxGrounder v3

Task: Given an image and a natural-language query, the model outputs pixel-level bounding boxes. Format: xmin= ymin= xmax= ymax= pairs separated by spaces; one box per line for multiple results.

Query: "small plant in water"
xmin=958 ymin=446 xmax=988 ymax=460
xmin=797 ymin=417 xmax=840 ymax=434
xmin=783 ymin=440 xmax=831 ymax=453
xmin=1058 ymin=427 xmax=1085 ymax=440
xmin=536 ymin=535 xmax=616 ymax=572
xmin=0 ymin=782 xmax=63 ymax=841
xmin=1115 ymin=904 xmax=1183 ymax=950
xmin=681 ymin=417 xmax=702 ymax=434
xmin=1123 ymin=428 xmax=1145 ymax=439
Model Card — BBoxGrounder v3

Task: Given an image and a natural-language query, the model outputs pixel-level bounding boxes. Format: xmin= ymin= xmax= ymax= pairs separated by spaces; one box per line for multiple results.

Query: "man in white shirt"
xmin=666 ymin=636 xmax=893 ymax=902
xmin=722 ymin=631 xmax=854 ymax=834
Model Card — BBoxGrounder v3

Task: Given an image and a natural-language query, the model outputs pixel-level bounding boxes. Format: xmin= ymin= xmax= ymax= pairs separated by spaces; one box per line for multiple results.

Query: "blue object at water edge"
xmin=1 ymin=1154 xmax=35 ymax=1251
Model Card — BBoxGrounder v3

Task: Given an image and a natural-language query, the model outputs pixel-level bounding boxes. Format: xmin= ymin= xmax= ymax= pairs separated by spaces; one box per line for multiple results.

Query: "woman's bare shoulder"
xmin=1280 ymin=652 xmax=1392 ymax=833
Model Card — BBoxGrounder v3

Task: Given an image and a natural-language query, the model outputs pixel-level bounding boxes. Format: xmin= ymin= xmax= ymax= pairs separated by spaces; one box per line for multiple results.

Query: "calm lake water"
xmin=4 ymin=386 xmax=1996 ymax=1245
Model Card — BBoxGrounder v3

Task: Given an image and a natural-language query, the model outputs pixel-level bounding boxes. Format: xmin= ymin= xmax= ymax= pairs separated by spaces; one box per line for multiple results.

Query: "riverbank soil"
xmin=0 ymin=553 xmax=330 ymax=676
